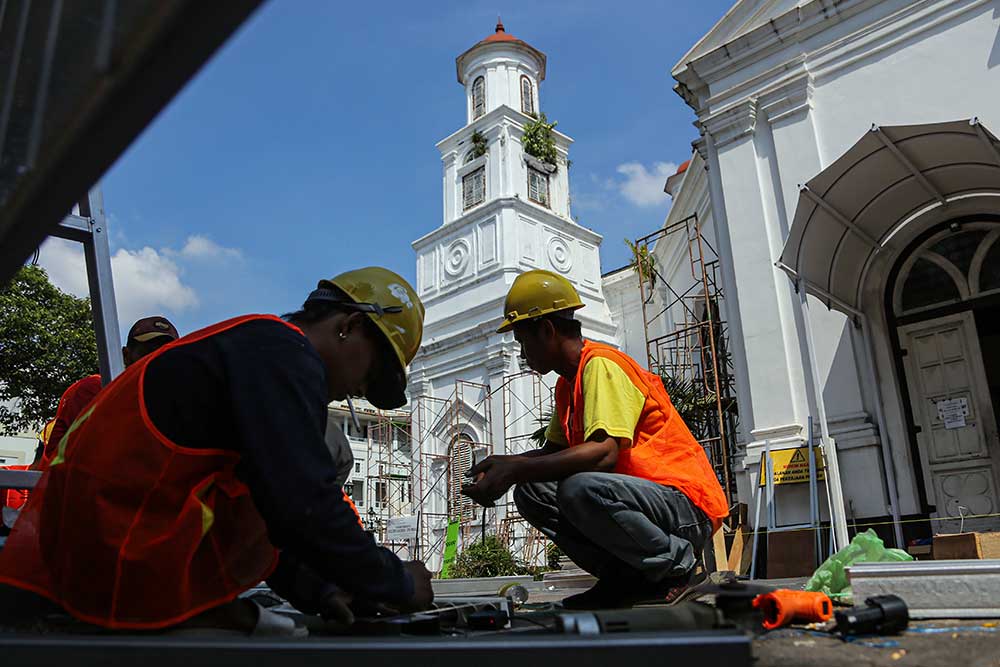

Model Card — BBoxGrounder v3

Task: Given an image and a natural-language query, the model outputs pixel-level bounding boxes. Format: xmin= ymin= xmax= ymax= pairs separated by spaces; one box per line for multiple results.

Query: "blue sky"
xmin=40 ymin=0 xmax=734 ymax=337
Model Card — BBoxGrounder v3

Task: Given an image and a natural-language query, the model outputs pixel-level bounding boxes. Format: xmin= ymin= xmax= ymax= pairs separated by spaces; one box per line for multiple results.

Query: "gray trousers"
xmin=513 ymin=472 xmax=713 ymax=583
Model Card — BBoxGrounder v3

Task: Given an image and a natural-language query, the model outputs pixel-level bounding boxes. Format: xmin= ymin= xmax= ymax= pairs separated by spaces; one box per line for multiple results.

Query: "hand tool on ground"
xmin=752 ymin=590 xmax=833 ymax=630
xmin=834 ymin=594 xmax=908 ymax=636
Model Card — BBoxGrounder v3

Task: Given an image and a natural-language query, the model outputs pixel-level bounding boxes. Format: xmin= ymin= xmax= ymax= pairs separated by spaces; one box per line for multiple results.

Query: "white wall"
xmin=672 ymin=0 xmax=1000 ymax=525
xmin=0 ymin=435 xmax=36 ymax=465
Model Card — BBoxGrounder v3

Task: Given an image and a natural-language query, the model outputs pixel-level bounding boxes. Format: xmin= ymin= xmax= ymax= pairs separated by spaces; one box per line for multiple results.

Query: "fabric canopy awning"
xmin=778 ymin=119 xmax=1000 ymax=315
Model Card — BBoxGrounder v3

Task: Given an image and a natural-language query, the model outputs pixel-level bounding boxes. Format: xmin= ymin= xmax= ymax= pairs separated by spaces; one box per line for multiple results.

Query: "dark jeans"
xmin=513 ymin=472 xmax=713 ymax=583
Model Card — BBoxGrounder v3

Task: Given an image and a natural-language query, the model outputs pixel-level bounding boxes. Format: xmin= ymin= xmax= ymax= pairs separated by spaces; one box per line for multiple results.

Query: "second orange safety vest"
xmin=555 ymin=340 xmax=729 ymax=529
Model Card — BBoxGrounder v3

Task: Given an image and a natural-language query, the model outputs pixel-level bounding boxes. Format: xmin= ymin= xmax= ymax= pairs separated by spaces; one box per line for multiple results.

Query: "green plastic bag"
xmin=804 ymin=529 xmax=911 ymax=598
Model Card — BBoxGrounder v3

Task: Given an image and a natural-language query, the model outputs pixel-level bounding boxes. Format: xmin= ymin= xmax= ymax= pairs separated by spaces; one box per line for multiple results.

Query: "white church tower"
xmin=409 ymin=22 xmax=617 ymax=563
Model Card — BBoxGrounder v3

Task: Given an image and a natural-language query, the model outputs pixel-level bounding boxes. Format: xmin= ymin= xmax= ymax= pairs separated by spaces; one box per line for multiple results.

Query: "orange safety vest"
xmin=0 ymin=315 xmax=291 ymax=629
xmin=1 ymin=465 xmax=31 ymax=511
xmin=555 ymin=340 xmax=729 ymax=529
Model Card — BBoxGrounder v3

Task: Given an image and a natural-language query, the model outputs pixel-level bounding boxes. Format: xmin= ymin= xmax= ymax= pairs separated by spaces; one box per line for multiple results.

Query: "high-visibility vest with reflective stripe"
xmin=0 ymin=315 xmax=295 ymax=629
xmin=555 ymin=340 xmax=729 ymax=529
xmin=1 ymin=465 xmax=30 ymax=511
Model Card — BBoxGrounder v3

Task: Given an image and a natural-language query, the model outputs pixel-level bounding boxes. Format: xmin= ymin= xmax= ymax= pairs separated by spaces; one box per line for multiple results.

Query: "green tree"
xmin=0 ymin=265 xmax=98 ymax=435
xmin=625 ymin=238 xmax=656 ymax=291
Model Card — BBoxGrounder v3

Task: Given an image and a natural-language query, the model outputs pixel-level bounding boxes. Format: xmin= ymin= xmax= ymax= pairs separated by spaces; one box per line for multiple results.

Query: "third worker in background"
xmin=462 ymin=269 xmax=729 ymax=609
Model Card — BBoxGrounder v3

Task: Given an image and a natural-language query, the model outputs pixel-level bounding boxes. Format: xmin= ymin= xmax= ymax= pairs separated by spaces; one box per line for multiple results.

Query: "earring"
xmin=339 ymin=332 xmax=347 ymax=340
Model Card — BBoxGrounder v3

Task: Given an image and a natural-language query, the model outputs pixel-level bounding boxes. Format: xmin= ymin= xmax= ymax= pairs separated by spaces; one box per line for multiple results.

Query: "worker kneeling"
xmin=463 ymin=270 xmax=728 ymax=609
xmin=0 ymin=267 xmax=433 ymax=632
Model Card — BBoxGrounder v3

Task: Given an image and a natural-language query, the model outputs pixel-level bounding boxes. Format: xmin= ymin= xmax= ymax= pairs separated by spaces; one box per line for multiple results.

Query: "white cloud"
xmin=37 ymin=238 xmax=198 ymax=329
xmin=110 ymin=247 xmax=198 ymax=323
xmin=36 ymin=238 xmax=90 ymax=297
xmin=615 ymin=161 xmax=678 ymax=207
xmin=176 ymin=234 xmax=243 ymax=261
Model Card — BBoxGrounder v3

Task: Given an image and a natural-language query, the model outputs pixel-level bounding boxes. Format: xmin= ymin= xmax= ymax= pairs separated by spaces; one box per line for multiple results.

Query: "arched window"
xmin=448 ymin=433 xmax=476 ymax=520
xmin=472 ymin=76 xmax=486 ymax=120
xmin=520 ymin=75 xmax=534 ymax=116
xmin=893 ymin=222 xmax=1000 ymax=317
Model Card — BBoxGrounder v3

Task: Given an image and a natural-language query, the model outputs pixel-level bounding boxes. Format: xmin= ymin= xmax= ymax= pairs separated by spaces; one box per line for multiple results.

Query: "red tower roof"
xmin=483 ymin=19 xmax=518 ymax=43
xmin=456 ymin=20 xmax=546 ymax=84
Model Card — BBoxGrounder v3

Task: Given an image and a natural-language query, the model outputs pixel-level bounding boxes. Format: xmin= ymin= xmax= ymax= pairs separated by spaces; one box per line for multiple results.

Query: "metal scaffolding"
xmin=497 ymin=371 xmax=553 ymax=566
xmin=407 ymin=379 xmax=496 ymax=565
xmin=365 ymin=412 xmax=414 ymax=555
xmin=396 ymin=372 xmax=557 ymax=569
xmin=634 ymin=213 xmax=739 ymax=505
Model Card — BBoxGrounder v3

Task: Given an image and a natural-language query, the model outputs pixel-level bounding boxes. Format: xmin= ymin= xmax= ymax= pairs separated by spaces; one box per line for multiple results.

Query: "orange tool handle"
xmin=752 ymin=590 xmax=833 ymax=630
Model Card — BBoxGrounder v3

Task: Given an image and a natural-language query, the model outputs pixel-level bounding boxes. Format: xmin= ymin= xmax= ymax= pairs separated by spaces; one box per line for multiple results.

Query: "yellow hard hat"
xmin=497 ymin=269 xmax=584 ymax=333
xmin=312 ymin=267 xmax=425 ymax=408
xmin=38 ymin=419 xmax=55 ymax=444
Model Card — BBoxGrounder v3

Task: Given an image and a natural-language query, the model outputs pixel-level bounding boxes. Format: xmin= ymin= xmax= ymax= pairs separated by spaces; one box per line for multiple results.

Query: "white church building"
xmin=657 ymin=0 xmax=1000 ymax=549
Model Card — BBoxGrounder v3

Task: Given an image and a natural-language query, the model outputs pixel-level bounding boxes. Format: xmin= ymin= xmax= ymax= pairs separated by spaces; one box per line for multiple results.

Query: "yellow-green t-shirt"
xmin=544 ymin=357 xmax=646 ymax=446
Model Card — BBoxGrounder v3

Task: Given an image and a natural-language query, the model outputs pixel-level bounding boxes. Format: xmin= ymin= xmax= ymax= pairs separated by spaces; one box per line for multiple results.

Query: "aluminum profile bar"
xmin=0 ymin=469 xmax=41 ymax=490
xmin=0 ymin=631 xmax=753 ymax=666
xmin=848 ymin=559 xmax=1000 ymax=618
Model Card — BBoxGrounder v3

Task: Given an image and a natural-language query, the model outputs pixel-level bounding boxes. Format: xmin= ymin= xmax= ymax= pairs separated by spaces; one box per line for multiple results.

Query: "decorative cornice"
xmin=673 ymin=0 xmax=980 ymax=118
xmin=757 ymin=72 xmax=814 ymax=125
xmin=697 ymin=99 xmax=758 ymax=149
xmin=692 ymin=135 xmax=709 ymax=163
xmin=413 ymin=196 xmax=602 ymax=250
xmin=680 ymin=0 xmax=869 ymax=83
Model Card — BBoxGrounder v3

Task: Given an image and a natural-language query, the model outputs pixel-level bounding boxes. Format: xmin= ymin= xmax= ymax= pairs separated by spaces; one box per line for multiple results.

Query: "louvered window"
xmin=520 ymin=76 xmax=534 ymax=115
xmin=472 ymin=76 xmax=486 ymax=119
xmin=448 ymin=435 xmax=476 ymax=521
xmin=528 ymin=167 xmax=549 ymax=207
xmin=463 ymin=167 xmax=485 ymax=210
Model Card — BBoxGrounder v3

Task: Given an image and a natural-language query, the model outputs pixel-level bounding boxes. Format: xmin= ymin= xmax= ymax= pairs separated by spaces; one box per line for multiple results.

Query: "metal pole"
xmin=693 ymin=214 xmax=733 ymax=503
xmin=765 ymin=439 xmax=775 ymax=532
xmin=80 ymin=189 xmax=123 ymax=385
xmin=860 ymin=314 xmax=905 ymax=548
xmin=749 ymin=452 xmax=764 ymax=580
xmin=796 ymin=282 xmax=850 ymax=551
xmin=635 ymin=235 xmax=654 ymax=371
xmin=807 ymin=417 xmax=822 ymax=566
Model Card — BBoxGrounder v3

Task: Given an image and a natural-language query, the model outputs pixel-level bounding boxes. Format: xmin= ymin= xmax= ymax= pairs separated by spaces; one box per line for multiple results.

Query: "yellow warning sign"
xmin=759 ymin=447 xmax=826 ymax=487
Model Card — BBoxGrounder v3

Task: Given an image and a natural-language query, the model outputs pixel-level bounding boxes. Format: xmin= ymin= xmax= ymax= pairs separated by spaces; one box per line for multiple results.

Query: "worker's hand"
xmin=318 ymin=588 xmax=355 ymax=625
xmin=461 ymin=455 xmax=520 ymax=506
xmin=402 ymin=560 xmax=434 ymax=611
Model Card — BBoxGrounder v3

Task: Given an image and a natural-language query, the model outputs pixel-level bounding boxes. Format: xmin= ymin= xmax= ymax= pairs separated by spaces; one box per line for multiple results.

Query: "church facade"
xmin=667 ymin=0 xmax=1000 ymax=547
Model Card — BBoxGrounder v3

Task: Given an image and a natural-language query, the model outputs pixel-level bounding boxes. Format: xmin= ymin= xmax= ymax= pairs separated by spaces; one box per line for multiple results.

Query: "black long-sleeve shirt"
xmin=142 ymin=317 xmax=413 ymax=604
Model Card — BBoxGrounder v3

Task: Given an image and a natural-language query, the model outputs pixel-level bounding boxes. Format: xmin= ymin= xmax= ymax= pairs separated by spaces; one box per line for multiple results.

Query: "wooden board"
xmin=933 ymin=532 xmax=1000 ymax=559
xmin=727 ymin=527 xmax=746 ymax=572
xmin=713 ymin=529 xmax=728 ymax=572
xmin=766 ymin=529 xmax=817 ymax=578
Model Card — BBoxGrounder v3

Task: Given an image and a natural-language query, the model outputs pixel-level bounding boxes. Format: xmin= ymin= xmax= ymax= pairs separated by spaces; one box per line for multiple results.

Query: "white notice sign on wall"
xmin=386 ymin=515 xmax=418 ymax=542
xmin=936 ymin=398 xmax=969 ymax=429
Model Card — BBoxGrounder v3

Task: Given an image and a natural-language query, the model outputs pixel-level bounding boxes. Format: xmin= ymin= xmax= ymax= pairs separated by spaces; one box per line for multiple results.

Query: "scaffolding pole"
xmin=634 ymin=213 xmax=739 ymax=506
